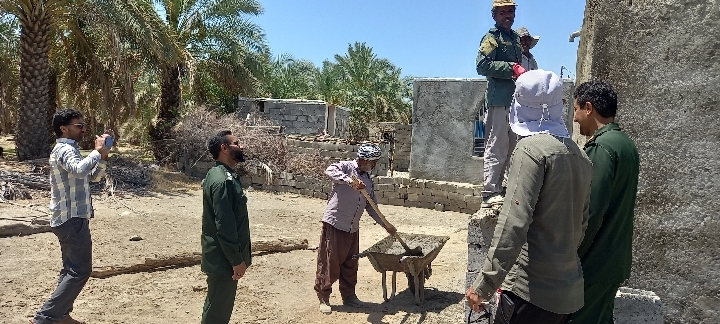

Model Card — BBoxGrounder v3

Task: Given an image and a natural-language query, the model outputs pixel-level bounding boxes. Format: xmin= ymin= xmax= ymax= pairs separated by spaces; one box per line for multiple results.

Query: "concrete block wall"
xmin=261 ymin=100 xmax=327 ymax=135
xmin=371 ymin=177 xmax=483 ymax=214
xmin=368 ymin=122 xmax=412 ymax=172
xmin=335 ymin=106 xmax=350 ymax=139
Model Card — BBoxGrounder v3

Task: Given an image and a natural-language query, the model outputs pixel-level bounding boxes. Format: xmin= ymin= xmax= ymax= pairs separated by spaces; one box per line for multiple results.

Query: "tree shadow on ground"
xmin=334 ymin=287 xmax=465 ymax=324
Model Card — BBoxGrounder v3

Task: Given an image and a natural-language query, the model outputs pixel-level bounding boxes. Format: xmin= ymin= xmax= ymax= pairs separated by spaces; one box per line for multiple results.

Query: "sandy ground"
xmin=0 ymin=188 xmax=470 ymax=324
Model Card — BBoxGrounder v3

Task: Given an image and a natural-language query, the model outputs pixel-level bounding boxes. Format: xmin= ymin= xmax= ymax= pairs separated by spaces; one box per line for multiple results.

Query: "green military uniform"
xmin=201 ymin=162 xmax=252 ymax=324
xmin=476 ymin=24 xmax=524 ymax=107
xmin=572 ymin=123 xmax=640 ymax=324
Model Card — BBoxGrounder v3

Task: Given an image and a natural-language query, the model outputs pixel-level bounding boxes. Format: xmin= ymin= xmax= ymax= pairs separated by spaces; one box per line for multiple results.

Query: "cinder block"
xmin=377 ymin=177 xmax=394 ymax=184
xmin=377 ymin=184 xmax=395 ymax=191
xmin=407 ymin=187 xmax=424 ymax=195
xmin=384 ymin=191 xmax=401 ymax=199
xmin=460 ymin=208 xmax=474 ymax=215
xmin=467 ymin=202 xmax=483 ymax=210
xmin=407 ymin=194 xmax=420 ymax=202
xmin=441 ymin=183 xmax=458 ymax=192
xmin=468 ymin=212 xmax=499 ymax=246
xmin=467 ymin=243 xmax=487 ymax=272
xmin=397 ymin=187 xmax=407 ymax=194
xmin=426 ymin=181 xmax=443 ymax=190
xmin=448 ymin=192 xmax=465 ymax=202
xmin=388 ymin=198 xmax=405 ymax=206
xmin=614 ymin=288 xmax=663 ymax=324
xmin=422 ymin=188 xmax=433 ymax=196
xmin=418 ymin=195 xmax=434 ymax=203
xmin=377 ymin=197 xmax=390 ymax=205
xmin=446 ymin=204 xmax=463 ymax=213
xmin=465 ymin=195 xmax=483 ymax=204
xmin=456 ymin=186 xmax=475 ymax=196
xmin=431 ymin=189 xmax=448 ymax=199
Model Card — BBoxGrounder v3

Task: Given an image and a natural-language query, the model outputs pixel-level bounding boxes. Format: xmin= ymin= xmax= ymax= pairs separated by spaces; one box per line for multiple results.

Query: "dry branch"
xmin=90 ymin=238 xmax=309 ymax=278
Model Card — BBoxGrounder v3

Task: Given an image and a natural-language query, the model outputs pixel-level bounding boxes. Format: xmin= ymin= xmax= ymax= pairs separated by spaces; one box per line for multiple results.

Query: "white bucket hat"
xmin=509 ymin=69 xmax=570 ymax=138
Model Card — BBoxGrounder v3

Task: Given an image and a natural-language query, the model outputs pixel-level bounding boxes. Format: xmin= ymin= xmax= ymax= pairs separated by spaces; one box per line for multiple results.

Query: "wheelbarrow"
xmin=355 ymin=232 xmax=450 ymax=305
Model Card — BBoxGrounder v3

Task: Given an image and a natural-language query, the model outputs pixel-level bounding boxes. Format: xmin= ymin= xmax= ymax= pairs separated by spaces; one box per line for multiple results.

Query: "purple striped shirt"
xmin=322 ymin=160 xmax=383 ymax=233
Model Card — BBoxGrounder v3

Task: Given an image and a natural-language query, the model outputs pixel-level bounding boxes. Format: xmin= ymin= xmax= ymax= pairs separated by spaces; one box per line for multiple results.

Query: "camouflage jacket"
xmin=476 ymin=25 xmax=523 ymax=107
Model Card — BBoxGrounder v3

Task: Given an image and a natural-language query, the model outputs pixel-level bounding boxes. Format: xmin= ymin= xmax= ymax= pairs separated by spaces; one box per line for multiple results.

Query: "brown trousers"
xmin=314 ymin=222 xmax=359 ymax=301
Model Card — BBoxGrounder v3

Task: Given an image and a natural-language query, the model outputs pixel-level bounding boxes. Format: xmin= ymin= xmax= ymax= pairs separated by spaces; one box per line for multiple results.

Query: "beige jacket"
xmin=473 ymin=134 xmax=592 ymax=314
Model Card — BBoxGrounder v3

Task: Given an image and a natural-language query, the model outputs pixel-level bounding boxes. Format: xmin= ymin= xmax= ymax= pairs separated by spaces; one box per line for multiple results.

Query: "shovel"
xmin=351 ymin=175 xmax=424 ymax=256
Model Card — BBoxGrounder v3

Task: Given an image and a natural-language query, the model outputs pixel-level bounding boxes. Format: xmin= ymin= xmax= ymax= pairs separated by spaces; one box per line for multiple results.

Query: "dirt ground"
xmin=0 ymin=187 xmax=470 ymax=324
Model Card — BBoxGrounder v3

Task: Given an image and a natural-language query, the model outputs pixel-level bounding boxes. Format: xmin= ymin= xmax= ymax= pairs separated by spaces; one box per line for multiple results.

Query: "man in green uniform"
xmin=571 ymin=80 xmax=640 ymax=323
xmin=200 ymin=130 xmax=252 ymax=324
xmin=476 ymin=0 xmax=528 ymax=208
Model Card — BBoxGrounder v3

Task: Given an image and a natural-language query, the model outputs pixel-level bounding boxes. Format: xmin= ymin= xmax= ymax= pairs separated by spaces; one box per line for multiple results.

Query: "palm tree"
xmin=0 ymin=13 xmax=19 ymax=134
xmin=150 ymin=0 xmax=271 ymax=161
xmin=267 ymin=54 xmax=320 ymax=99
xmin=328 ymin=42 xmax=412 ymax=140
xmin=1 ymin=0 xmax=176 ymax=159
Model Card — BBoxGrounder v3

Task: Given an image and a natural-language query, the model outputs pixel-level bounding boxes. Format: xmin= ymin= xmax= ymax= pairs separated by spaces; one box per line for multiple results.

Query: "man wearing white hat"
xmin=466 ymin=70 xmax=592 ymax=323
xmin=476 ymin=0 xmax=527 ymax=208
xmin=516 ymin=27 xmax=539 ymax=71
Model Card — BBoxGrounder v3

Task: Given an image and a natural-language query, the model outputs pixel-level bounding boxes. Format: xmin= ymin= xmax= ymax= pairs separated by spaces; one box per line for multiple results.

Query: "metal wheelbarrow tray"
xmin=361 ymin=232 xmax=450 ymax=305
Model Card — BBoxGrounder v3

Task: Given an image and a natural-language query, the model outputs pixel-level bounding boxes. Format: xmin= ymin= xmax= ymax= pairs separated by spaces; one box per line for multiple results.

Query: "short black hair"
xmin=574 ymin=79 xmax=618 ymax=118
xmin=53 ymin=108 xmax=83 ymax=137
xmin=208 ymin=130 xmax=232 ymax=160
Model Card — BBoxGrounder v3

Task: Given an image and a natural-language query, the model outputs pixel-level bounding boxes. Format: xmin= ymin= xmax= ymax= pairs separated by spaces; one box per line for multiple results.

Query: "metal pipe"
xmin=569 ymin=30 xmax=581 ymax=42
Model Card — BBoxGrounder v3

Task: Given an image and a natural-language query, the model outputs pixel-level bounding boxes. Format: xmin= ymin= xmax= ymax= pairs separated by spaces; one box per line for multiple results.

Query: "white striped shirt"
xmin=48 ymin=138 xmax=106 ymax=227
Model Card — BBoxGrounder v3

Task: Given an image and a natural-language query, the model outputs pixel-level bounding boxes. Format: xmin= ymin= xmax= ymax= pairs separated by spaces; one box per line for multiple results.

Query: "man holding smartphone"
xmin=32 ymin=109 xmax=113 ymax=324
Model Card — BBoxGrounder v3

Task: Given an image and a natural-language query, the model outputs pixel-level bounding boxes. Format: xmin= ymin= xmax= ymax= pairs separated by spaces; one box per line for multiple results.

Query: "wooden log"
xmin=90 ymin=238 xmax=309 ymax=279
xmin=0 ymin=223 xmax=52 ymax=237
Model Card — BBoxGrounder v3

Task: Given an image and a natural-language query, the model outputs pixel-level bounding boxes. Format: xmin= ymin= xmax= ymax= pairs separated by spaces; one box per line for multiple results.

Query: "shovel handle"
xmin=351 ymin=175 xmax=413 ymax=252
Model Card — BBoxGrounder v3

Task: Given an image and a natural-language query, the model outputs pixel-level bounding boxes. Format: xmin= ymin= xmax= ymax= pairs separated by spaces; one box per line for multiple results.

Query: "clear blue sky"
xmin=251 ymin=0 xmax=586 ymax=79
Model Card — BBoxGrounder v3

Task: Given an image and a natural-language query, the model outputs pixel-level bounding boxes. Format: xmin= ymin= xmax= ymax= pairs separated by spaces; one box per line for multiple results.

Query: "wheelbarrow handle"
xmin=350 ymin=175 xmax=414 ymax=253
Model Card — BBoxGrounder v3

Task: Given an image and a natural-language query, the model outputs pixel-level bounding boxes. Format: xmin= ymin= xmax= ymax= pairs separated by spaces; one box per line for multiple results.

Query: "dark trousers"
xmin=202 ymin=274 xmax=238 ymax=324
xmin=570 ymin=282 xmax=621 ymax=324
xmin=494 ymin=291 xmax=571 ymax=324
xmin=34 ymin=218 xmax=93 ymax=324
xmin=314 ymin=222 xmax=359 ymax=301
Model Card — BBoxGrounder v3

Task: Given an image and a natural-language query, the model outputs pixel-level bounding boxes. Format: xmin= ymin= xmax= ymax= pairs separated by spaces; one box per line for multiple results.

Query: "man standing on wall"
xmin=314 ymin=143 xmax=397 ymax=314
xmin=466 ymin=70 xmax=592 ymax=323
xmin=516 ymin=27 xmax=539 ymax=71
xmin=32 ymin=109 xmax=112 ymax=324
xmin=201 ymin=130 xmax=252 ymax=324
xmin=571 ymin=80 xmax=640 ymax=324
xmin=476 ymin=0 xmax=527 ymax=208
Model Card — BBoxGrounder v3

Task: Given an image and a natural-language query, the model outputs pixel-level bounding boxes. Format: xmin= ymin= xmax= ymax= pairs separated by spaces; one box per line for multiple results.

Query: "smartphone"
xmin=104 ymin=136 xmax=114 ymax=148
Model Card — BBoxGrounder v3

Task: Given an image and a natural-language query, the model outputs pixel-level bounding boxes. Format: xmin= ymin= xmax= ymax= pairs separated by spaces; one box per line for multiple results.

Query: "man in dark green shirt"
xmin=201 ymin=130 xmax=252 ymax=324
xmin=476 ymin=0 xmax=528 ymax=208
xmin=571 ymin=80 xmax=640 ymax=324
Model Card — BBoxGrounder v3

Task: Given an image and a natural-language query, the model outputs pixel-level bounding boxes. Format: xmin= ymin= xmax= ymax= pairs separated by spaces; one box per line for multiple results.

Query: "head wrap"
xmin=357 ymin=143 xmax=382 ymax=161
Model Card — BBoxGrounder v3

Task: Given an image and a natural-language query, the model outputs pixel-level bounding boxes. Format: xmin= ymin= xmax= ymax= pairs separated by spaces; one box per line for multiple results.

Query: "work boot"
xmin=481 ymin=193 xmax=504 ymax=208
xmin=319 ymin=299 xmax=332 ymax=314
